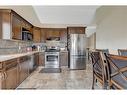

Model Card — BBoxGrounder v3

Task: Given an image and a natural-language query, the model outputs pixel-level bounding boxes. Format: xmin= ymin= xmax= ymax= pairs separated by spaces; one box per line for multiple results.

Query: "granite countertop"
xmin=0 ymin=51 xmax=40 ymax=62
xmin=0 ymin=50 xmax=68 ymax=62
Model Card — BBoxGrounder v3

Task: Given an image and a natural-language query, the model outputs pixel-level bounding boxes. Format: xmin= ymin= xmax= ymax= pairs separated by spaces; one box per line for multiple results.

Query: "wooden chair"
xmin=105 ymin=54 xmax=127 ymax=89
xmin=90 ymin=51 xmax=108 ymax=89
xmin=118 ymin=49 xmax=127 ymax=56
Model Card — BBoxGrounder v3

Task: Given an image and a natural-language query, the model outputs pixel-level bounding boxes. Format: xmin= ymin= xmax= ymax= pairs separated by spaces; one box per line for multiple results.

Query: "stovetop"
xmin=45 ymin=49 xmax=60 ymax=52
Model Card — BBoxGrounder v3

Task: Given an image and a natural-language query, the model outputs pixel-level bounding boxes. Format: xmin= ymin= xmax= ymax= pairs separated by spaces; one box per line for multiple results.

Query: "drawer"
xmin=19 ymin=56 xmax=29 ymax=62
xmin=4 ymin=59 xmax=18 ymax=70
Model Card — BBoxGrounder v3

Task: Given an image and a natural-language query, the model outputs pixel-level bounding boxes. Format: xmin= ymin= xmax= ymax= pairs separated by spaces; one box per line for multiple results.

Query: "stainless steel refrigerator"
xmin=68 ymin=34 xmax=87 ymax=70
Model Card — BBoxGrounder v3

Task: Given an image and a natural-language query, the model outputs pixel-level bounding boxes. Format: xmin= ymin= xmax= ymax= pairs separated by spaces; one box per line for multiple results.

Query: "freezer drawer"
xmin=69 ymin=56 xmax=86 ymax=70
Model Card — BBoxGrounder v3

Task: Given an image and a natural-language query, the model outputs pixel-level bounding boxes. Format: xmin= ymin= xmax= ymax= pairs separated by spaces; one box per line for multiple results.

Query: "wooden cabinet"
xmin=39 ymin=28 xmax=46 ymax=42
xmin=60 ymin=28 xmax=67 ymax=43
xmin=0 ymin=70 xmax=5 ymax=89
xmin=67 ymin=27 xmax=86 ymax=34
xmin=19 ymin=56 xmax=29 ymax=84
xmin=12 ymin=14 xmax=22 ymax=40
xmin=0 ymin=53 xmax=40 ymax=89
xmin=0 ymin=10 xmax=12 ymax=39
xmin=60 ymin=51 xmax=68 ymax=66
xmin=21 ymin=21 xmax=33 ymax=32
xmin=39 ymin=52 xmax=45 ymax=66
xmin=1 ymin=58 xmax=18 ymax=89
xmin=0 ymin=9 xmax=33 ymax=40
xmin=34 ymin=53 xmax=39 ymax=67
xmin=33 ymin=27 xmax=41 ymax=43
xmin=42 ymin=28 xmax=61 ymax=40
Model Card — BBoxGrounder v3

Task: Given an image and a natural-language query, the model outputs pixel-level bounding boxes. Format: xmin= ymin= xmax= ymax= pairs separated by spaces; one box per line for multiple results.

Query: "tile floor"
xmin=17 ymin=63 xmax=100 ymax=89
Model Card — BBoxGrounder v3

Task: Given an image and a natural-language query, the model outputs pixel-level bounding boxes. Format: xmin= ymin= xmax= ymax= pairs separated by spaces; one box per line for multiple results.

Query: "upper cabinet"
xmin=21 ymin=20 xmax=33 ymax=33
xmin=0 ymin=10 xmax=12 ymax=39
xmin=12 ymin=13 xmax=22 ymax=40
xmin=33 ymin=27 xmax=41 ymax=43
xmin=42 ymin=28 xmax=60 ymax=39
xmin=59 ymin=28 xmax=67 ymax=43
xmin=41 ymin=28 xmax=67 ymax=42
xmin=67 ymin=27 xmax=86 ymax=34
xmin=0 ymin=9 xmax=33 ymax=40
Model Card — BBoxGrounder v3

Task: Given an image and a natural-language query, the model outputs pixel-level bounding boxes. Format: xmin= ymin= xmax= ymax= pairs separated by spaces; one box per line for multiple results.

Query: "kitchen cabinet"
xmin=21 ymin=21 xmax=33 ymax=33
xmin=40 ymin=29 xmax=46 ymax=42
xmin=0 ymin=10 xmax=12 ymax=39
xmin=0 ymin=9 xmax=33 ymax=40
xmin=67 ymin=27 xmax=86 ymax=34
xmin=42 ymin=28 xmax=61 ymax=39
xmin=33 ymin=27 xmax=41 ymax=43
xmin=39 ymin=52 xmax=45 ymax=66
xmin=60 ymin=28 xmax=67 ymax=43
xmin=0 ymin=70 xmax=5 ymax=89
xmin=12 ymin=14 xmax=22 ymax=40
xmin=60 ymin=51 xmax=68 ymax=66
xmin=1 ymin=58 xmax=18 ymax=89
xmin=34 ymin=53 xmax=39 ymax=67
xmin=18 ymin=56 xmax=30 ymax=84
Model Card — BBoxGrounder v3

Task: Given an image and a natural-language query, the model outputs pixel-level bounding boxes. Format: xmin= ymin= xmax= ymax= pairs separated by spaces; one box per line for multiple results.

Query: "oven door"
xmin=45 ymin=53 xmax=59 ymax=68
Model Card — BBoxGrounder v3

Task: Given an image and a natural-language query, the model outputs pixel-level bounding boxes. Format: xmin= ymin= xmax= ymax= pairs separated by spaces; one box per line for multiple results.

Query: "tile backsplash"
xmin=0 ymin=39 xmax=33 ymax=55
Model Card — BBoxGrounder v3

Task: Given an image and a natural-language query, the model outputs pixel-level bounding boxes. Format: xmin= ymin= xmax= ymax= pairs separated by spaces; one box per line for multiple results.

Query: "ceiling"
xmin=33 ymin=6 xmax=100 ymax=27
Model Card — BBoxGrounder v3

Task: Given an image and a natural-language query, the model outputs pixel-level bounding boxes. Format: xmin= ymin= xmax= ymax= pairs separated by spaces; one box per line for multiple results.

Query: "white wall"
xmin=87 ymin=33 xmax=96 ymax=50
xmin=96 ymin=6 xmax=127 ymax=54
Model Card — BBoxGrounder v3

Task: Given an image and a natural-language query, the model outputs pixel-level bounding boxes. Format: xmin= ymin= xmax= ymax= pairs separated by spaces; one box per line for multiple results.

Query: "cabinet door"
xmin=33 ymin=27 xmax=41 ymax=43
xmin=5 ymin=66 xmax=18 ymax=89
xmin=12 ymin=14 xmax=21 ymax=40
xmin=19 ymin=56 xmax=29 ymax=84
xmin=4 ymin=59 xmax=18 ymax=89
xmin=67 ymin=27 xmax=85 ymax=34
xmin=0 ymin=71 xmax=6 ymax=89
xmin=60 ymin=29 xmax=67 ymax=43
xmin=60 ymin=52 xmax=68 ymax=66
xmin=34 ymin=53 xmax=39 ymax=66
xmin=39 ymin=52 xmax=45 ymax=66
xmin=40 ymin=29 xmax=46 ymax=42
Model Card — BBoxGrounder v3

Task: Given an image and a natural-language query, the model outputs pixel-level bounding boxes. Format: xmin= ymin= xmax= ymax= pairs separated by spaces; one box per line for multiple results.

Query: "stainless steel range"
xmin=45 ymin=47 xmax=60 ymax=68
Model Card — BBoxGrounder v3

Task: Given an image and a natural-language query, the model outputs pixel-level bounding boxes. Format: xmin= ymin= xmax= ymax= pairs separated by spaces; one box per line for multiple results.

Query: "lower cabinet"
xmin=18 ymin=56 xmax=30 ymax=84
xmin=60 ymin=51 xmax=68 ymax=66
xmin=34 ymin=53 xmax=39 ymax=68
xmin=0 ymin=58 xmax=18 ymax=89
xmin=39 ymin=52 xmax=45 ymax=66
xmin=0 ymin=53 xmax=41 ymax=89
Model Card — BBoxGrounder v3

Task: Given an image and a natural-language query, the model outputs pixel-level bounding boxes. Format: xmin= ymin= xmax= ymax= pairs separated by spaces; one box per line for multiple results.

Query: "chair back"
xmin=118 ymin=49 xmax=127 ymax=56
xmin=105 ymin=54 xmax=127 ymax=89
xmin=90 ymin=51 xmax=107 ymax=86
xmin=96 ymin=49 xmax=109 ymax=55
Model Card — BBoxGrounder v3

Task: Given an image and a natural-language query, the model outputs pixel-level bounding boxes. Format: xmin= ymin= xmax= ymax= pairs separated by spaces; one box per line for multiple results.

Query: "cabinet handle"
xmin=0 ymin=72 xmax=5 ymax=80
xmin=0 ymin=73 xmax=2 ymax=80
xmin=4 ymin=72 xmax=7 ymax=79
xmin=19 ymin=64 xmax=21 ymax=71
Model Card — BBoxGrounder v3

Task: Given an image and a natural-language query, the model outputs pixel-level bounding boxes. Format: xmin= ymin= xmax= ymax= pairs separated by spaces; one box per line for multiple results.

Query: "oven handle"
xmin=45 ymin=54 xmax=59 ymax=56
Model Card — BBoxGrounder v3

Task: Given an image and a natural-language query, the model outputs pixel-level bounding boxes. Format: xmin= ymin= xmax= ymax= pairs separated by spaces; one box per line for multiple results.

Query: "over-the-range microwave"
xmin=22 ymin=31 xmax=33 ymax=41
